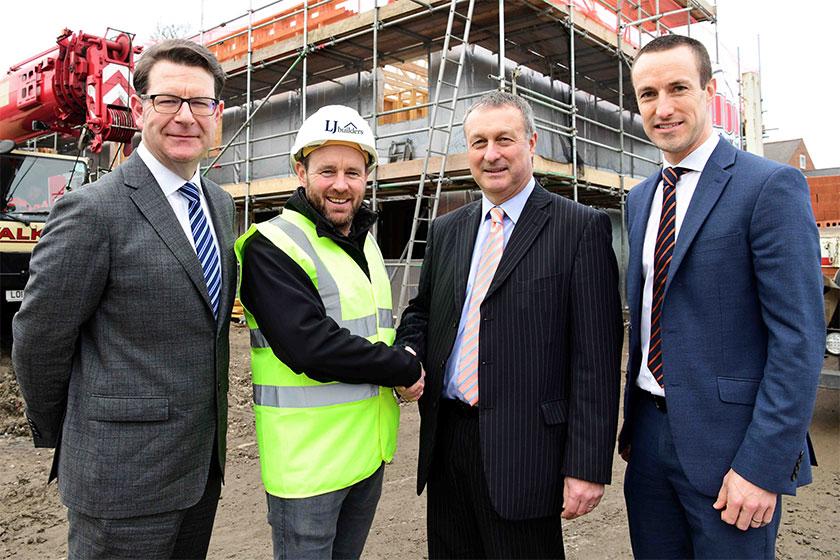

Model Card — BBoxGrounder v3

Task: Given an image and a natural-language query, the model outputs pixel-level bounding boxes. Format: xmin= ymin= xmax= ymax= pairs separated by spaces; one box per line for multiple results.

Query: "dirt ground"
xmin=1 ymin=324 xmax=838 ymax=559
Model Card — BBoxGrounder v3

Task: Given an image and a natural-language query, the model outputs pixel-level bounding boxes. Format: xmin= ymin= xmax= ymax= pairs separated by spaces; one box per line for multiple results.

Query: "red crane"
xmin=0 ymin=28 xmax=141 ymax=153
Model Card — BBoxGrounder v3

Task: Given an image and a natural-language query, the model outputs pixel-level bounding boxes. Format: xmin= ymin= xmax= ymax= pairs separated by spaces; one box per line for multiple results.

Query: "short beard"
xmin=307 ymin=187 xmax=362 ymax=234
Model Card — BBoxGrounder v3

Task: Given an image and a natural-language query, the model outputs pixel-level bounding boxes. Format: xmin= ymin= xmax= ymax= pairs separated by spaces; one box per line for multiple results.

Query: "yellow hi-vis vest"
xmin=234 ymin=209 xmax=399 ymax=498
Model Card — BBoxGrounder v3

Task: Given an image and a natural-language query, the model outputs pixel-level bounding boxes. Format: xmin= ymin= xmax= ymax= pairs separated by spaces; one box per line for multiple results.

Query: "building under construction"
xmin=195 ymin=0 xmax=718 ymax=308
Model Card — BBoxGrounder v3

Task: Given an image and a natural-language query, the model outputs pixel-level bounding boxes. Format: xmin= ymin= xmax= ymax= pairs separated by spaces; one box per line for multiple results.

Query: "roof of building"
xmin=763 ymin=139 xmax=804 ymax=164
xmin=806 ymin=167 xmax=840 ymax=177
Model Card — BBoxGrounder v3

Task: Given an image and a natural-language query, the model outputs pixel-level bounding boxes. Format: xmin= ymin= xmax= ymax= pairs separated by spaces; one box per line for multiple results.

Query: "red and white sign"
xmin=102 ymin=63 xmax=131 ymax=107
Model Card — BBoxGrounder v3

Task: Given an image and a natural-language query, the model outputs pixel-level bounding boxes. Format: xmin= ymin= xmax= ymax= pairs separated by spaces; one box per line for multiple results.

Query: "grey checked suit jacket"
xmin=12 ymin=153 xmax=236 ymax=519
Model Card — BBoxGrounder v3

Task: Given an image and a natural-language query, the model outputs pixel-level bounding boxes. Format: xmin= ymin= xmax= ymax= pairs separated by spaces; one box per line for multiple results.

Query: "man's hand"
xmin=396 ymin=367 xmax=424 ymax=401
xmin=713 ymin=469 xmax=777 ymax=531
xmin=561 ymin=477 xmax=604 ymax=520
xmin=396 ymin=346 xmax=425 ymax=402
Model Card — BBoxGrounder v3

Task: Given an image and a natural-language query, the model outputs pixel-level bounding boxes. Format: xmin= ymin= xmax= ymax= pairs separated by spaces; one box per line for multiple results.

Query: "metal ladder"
xmin=396 ymin=0 xmax=476 ymax=315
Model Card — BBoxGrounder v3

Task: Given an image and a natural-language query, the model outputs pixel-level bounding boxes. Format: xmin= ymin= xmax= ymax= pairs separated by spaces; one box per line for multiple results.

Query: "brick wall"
xmin=809 ymin=175 xmax=840 ymax=226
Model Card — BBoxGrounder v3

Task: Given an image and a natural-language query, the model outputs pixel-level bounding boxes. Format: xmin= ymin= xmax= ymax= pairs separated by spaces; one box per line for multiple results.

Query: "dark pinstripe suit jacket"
xmin=397 ymin=183 xmax=623 ymax=521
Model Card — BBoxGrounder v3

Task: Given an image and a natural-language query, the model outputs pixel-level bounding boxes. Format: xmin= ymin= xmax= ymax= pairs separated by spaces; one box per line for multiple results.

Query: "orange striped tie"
xmin=456 ymin=206 xmax=505 ymax=405
xmin=648 ymin=166 xmax=687 ymax=388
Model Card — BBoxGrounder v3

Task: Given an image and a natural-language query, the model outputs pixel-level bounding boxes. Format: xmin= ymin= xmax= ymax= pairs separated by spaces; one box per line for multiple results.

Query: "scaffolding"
xmin=194 ymin=0 xmax=717 ymax=308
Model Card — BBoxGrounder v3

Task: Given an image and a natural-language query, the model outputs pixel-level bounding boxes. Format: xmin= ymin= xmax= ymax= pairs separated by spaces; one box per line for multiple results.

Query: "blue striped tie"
xmin=179 ymin=182 xmax=221 ymax=319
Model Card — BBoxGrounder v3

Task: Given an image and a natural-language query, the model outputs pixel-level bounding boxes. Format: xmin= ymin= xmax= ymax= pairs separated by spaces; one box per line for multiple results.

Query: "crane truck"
xmin=0 ymin=29 xmax=140 ymax=336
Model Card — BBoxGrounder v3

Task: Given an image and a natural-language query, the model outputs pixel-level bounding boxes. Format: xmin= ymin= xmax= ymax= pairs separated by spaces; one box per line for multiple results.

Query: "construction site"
xmin=0 ymin=0 xmax=750 ymax=314
xmin=193 ymin=0 xmax=725 ymax=309
xmin=0 ymin=0 xmax=838 ymax=558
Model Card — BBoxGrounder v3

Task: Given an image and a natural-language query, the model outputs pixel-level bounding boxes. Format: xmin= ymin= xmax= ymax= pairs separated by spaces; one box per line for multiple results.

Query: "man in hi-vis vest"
xmin=236 ymin=105 xmax=424 ymax=560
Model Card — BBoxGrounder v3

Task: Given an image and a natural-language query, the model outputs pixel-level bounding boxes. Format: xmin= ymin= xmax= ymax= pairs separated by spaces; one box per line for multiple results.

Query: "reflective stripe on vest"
xmin=251 ymin=328 xmax=270 ymax=349
xmin=268 ymin=217 xmax=381 ymax=338
xmin=378 ymin=308 xmax=394 ymax=329
xmin=250 ymin=307 xmax=392 ymax=350
xmin=254 ymin=383 xmax=379 ymax=408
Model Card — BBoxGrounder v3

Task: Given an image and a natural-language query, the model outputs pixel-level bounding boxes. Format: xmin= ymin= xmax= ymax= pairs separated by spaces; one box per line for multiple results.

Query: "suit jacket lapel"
xmin=124 ymin=155 xmax=213 ymax=313
xmin=203 ymin=178 xmax=235 ymax=331
xmin=664 ymin=138 xmax=735 ymax=295
xmin=484 ymin=184 xmax=550 ymax=301
xmin=453 ymin=202 xmax=482 ymax=315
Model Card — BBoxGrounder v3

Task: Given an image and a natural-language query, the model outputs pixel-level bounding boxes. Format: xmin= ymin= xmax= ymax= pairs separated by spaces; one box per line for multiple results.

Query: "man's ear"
xmin=705 ymin=77 xmax=717 ymax=105
xmin=294 ymin=160 xmax=308 ymax=185
xmin=130 ymin=94 xmax=145 ymax=131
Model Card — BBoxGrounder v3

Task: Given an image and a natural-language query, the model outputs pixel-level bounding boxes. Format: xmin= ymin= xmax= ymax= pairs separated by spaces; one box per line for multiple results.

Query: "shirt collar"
xmin=663 ymin=131 xmax=720 ymax=174
xmin=137 ymin=142 xmax=203 ymax=197
xmin=480 ymin=177 xmax=535 ymax=225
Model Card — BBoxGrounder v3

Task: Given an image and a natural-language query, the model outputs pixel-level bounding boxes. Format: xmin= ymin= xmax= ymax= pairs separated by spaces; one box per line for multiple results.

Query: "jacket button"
xmin=27 ymin=417 xmax=41 ymax=438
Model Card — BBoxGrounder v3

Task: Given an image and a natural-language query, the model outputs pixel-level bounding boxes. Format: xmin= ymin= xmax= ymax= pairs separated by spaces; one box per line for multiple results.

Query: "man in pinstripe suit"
xmin=397 ymin=91 xmax=623 ymax=558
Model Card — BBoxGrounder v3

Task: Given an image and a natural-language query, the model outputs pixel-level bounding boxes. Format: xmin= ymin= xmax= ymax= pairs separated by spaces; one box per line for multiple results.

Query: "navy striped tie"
xmin=179 ymin=182 xmax=221 ymax=319
xmin=647 ymin=166 xmax=688 ymax=388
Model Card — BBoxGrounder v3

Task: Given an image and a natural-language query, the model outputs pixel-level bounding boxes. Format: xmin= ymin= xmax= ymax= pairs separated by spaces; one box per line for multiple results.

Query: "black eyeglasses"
xmin=140 ymin=94 xmax=219 ymax=116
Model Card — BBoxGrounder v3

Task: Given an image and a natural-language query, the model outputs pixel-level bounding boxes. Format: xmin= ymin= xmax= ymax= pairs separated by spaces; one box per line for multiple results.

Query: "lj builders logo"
xmin=325 ymin=120 xmax=364 ymax=135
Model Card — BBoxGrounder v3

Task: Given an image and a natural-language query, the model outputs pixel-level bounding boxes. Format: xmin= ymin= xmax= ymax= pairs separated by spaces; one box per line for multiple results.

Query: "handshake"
xmin=395 ymin=346 xmax=425 ymax=402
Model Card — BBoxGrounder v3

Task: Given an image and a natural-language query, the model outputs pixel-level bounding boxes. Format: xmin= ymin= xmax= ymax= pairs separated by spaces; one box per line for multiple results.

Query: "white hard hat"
xmin=290 ymin=105 xmax=378 ymax=172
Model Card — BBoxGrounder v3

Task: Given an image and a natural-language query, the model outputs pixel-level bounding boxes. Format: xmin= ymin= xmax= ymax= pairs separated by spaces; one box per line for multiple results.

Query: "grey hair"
xmin=463 ymin=90 xmax=535 ymax=138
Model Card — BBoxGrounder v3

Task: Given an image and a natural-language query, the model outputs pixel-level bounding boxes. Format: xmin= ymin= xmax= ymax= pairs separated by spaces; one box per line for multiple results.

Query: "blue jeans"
xmin=266 ymin=463 xmax=384 ymax=560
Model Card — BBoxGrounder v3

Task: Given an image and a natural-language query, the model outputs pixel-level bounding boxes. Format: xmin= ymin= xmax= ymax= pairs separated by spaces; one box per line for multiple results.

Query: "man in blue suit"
xmin=619 ymin=34 xmax=823 ymax=559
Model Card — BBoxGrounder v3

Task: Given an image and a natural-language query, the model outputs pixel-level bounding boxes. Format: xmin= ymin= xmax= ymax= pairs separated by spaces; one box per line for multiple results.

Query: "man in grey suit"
xmin=12 ymin=39 xmax=235 ymax=559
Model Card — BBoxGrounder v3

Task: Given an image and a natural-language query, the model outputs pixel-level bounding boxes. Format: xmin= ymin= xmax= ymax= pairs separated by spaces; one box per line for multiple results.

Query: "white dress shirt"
xmin=637 ymin=132 xmax=721 ymax=396
xmin=136 ymin=143 xmax=221 ymax=260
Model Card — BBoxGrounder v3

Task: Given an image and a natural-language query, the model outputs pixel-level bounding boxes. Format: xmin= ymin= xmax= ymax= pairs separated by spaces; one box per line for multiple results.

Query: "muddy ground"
xmin=0 ymin=325 xmax=838 ymax=559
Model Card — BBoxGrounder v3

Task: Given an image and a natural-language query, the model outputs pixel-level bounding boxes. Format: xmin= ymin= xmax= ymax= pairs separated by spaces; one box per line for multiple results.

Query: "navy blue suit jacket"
xmin=619 ymin=137 xmax=823 ymax=497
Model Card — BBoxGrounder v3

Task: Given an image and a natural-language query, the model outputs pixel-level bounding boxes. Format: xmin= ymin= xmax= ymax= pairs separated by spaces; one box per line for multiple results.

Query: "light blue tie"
xmin=179 ymin=182 xmax=221 ymax=319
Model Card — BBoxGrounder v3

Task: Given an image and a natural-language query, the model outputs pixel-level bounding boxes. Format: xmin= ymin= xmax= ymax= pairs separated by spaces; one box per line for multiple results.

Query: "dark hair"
xmin=463 ymin=90 xmax=535 ymax=138
xmin=133 ymin=39 xmax=226 ymax=98
xmin=633 ymin=34 xmax=712 ymax=87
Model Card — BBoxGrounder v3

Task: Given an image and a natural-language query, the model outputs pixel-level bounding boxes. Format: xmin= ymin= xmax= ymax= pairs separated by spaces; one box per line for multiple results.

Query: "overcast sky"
xmin=1 ymin=0 xmax=836 ymax=168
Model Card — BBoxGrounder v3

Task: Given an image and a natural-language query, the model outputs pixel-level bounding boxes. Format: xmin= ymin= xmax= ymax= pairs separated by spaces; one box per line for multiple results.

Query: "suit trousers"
xmin=427 ymin=399 xmax=565 ymax=559
xmin=624 ymin=393 xmax=781 ymax=559
xmin=266 ymin=463 xmax=384 ymax=560
xmin=67 ymin=458 xmax=222 ymax=560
